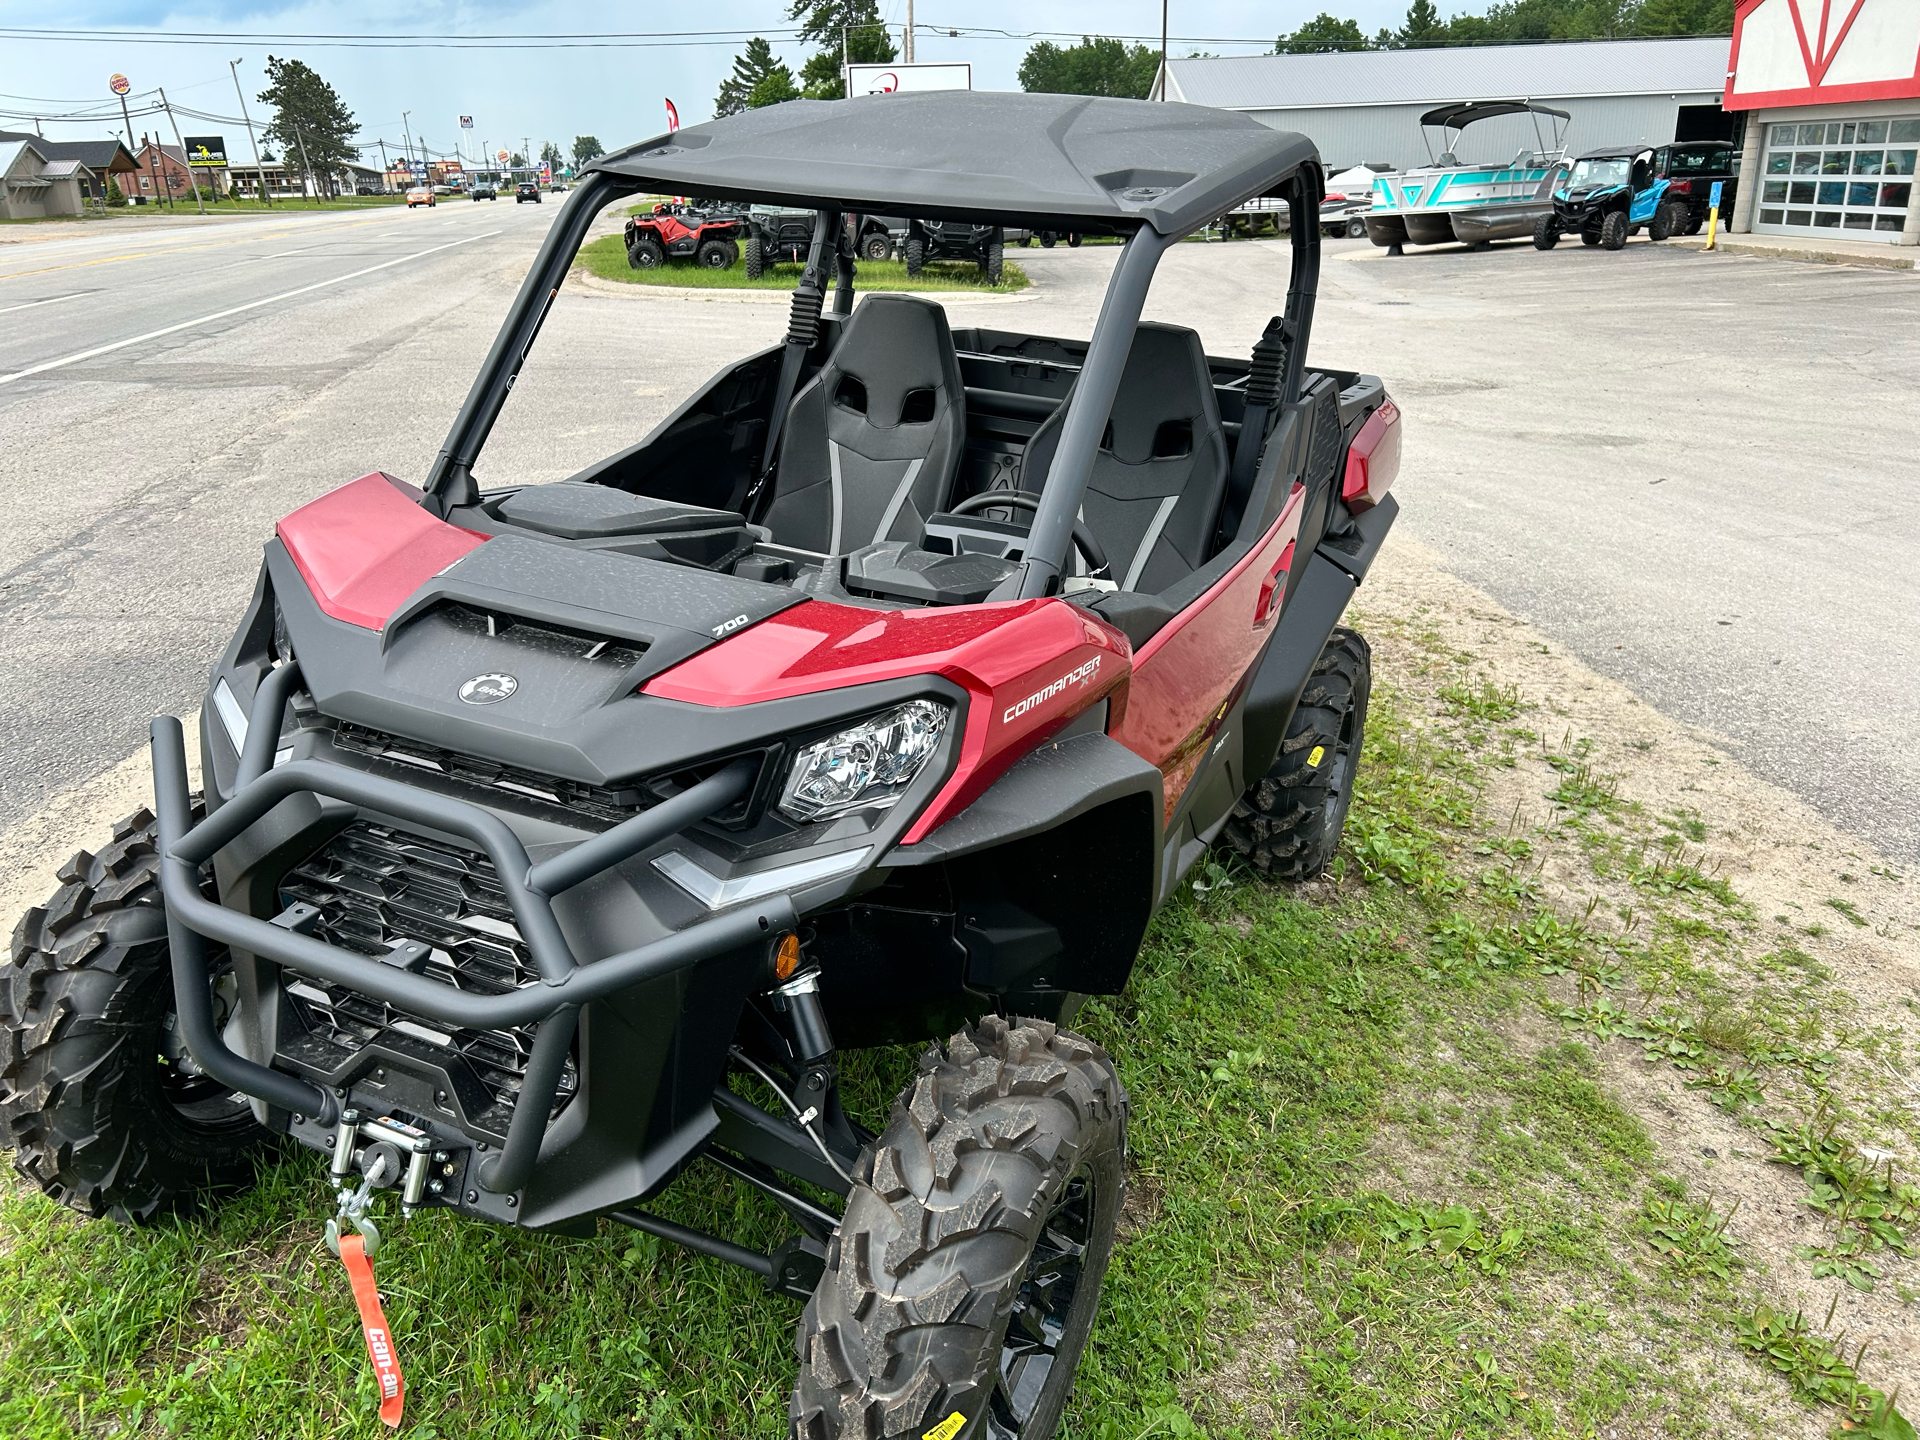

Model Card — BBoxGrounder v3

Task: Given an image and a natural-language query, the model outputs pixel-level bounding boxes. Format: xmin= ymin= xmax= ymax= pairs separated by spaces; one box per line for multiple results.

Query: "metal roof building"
xmin=1155 ymin=37 xmax=1733 ymax=173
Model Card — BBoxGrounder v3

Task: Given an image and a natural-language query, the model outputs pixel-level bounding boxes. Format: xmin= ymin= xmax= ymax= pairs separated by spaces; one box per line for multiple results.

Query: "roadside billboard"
xmin=845 ymin=62 xmax=972 ymax=95
xmin=183 ymin=135 xmax=227 ymax=168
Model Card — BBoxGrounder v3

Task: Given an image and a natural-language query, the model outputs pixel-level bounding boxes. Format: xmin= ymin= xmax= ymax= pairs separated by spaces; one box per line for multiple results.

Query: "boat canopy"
xmin=1419 ymin=100 xmax=1573 ymax=130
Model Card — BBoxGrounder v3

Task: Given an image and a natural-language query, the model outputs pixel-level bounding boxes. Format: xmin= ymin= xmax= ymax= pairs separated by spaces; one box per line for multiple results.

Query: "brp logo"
xmin=870 ymin=72 xmax=899 ymax=93
xmin=458 ymin=673 xmax=518 ymax=705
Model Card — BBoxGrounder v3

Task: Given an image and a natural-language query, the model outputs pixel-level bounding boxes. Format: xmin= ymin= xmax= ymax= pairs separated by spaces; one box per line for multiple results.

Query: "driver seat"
xmin=764 ymin=294 xmax=967 ymax=554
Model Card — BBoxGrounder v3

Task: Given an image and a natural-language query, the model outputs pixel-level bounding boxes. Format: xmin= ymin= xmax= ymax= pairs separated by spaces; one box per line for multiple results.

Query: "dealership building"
xmin=1724 ymin=0 xmax=1920 ymax=244
xmin=1155 ymin=38 xmax=1735 ymax=175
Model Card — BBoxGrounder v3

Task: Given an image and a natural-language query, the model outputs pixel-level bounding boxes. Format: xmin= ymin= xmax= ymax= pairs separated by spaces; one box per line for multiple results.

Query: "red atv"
xmin=625 ymin=201 xmax=743 ymax=269
xmin=4 ymin=92 xmax=1398 ymax=1438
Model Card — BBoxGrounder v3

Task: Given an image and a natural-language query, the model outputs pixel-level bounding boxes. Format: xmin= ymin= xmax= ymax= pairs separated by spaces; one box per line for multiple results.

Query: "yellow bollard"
xmin=1705 ymin=179 xmax=1723 ymax=250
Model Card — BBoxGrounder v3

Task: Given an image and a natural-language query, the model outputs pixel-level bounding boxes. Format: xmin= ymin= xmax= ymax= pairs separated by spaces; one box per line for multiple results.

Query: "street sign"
xmin=183 ymin=135 xmax=228 ymax=168
xmin=846 ymin=62 xmax=971 ymax=95
xmin=109 ymin=74 xmax=130 ymax=96
xmin=459 ymin=115 xmax=473 ymax=129
xmin=1709 ymin=180 xmax=1724 ymax=208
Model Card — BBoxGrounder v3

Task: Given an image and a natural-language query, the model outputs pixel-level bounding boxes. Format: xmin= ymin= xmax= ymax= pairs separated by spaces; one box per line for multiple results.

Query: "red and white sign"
xmin=664 ymin=97 xmax=680 ymax=132
xmin=109 ymin=73 xmax=130 ymax=95
xmin=1727 ymin=0 xmax=1920 ymax=108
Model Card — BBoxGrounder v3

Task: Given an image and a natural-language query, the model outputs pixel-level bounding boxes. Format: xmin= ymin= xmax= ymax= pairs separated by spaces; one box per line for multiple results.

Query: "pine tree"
xmin=258 ymin=57 xmax=358 ymax=197
xmin=717 ymin=38 xmax=790 ymax=117
xmin=1396 ymin=0 xmax=1449 ymax=46
xmin=1275 ymin=13 xmax=1375 ymax=52
xmin=571 ymin=136 xmax=603 ymax=167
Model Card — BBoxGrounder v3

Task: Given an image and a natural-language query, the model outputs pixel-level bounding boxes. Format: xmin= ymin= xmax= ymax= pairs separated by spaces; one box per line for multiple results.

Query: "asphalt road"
xmin=1 ymin=211 xmax=1915 ymax=863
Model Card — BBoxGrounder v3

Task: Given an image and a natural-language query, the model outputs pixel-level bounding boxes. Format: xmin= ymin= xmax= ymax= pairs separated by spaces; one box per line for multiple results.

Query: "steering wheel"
xmin=947 ymin=491 xmax=1110 ymax=580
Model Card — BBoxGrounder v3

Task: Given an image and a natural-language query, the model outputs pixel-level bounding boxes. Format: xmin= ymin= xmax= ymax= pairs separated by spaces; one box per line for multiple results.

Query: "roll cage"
xmin=421 ymin=92 xmax=1326 ymax=604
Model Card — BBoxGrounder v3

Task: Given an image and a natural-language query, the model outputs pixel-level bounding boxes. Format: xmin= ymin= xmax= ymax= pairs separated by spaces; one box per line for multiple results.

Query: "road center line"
xmin=0 ymin=292 xmax=86 ymax=315
xmin=0 ymin=230 xmax=502 ymax=387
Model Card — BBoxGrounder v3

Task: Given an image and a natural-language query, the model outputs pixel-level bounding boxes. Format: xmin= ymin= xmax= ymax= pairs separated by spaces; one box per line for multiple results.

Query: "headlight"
xmin=778 ymin=700 xmax=949 ymax=823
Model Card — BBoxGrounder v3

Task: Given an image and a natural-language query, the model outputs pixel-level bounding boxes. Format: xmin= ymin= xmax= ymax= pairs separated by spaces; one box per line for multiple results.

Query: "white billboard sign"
xmin=846 ymin=62 xmax=972 ymax=96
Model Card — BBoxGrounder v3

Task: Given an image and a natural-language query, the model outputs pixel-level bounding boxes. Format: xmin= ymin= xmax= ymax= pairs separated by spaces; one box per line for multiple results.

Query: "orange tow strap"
xmin=338 ymin=1233 xmax=405 ymax=1428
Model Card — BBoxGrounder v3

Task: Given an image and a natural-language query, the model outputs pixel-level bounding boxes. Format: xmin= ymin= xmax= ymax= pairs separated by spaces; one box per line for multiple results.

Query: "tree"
xmin=750 ymin=68 xmax=802 ymax=107
xmin=1018 ymin=37 xmax=1160 ymax=98
xmin=1276 ymin=13 xmax=1375 ymax=52
xmin=1395 ymin=0 xmax=1450 ymax=46
xmin=510 ymin=151 xmax=527 ymax=167
xmin=258 ymin=56 xmax=358 ymax=199
xmin=571 ymin=135 xmax=603 ymax=167
xmin=717 ymin=37 xmax=796 ymax=117
xmin=787 ymin=0 xmax=896 ymax=100
xmin=1635 ymin=0 xmax=1733 ymax=33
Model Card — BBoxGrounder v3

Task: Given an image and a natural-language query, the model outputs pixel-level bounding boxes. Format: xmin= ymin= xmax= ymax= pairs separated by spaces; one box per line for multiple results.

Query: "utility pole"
xmin=904 ymin=0 xmax=914 ymax=62
xmin=377 ymin=138 xmax=389 ymax=193
xmin=230 ymin=58 xmax=271 ymax=205
xmin=142 ymin=132 xmax=174 ymax=210
xmin=1161 ymin=0 xmax=1170 ymax=100
xmin=291 ymin=122 xmax=316 ymax=203
xmin=158 ymin=87 xmax=207 ymax=216
xmin=400 ymin=110 xmax=413 ymax=192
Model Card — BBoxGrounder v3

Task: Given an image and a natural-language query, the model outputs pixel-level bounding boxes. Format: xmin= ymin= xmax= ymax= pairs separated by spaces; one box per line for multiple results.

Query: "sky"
xmin=0 ymin=1 xmax=1426 ymax=166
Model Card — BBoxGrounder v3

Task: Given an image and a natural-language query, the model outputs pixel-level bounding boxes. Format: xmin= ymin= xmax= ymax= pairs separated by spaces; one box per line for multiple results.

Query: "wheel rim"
xmin=156 ymin=962 xmax=257 ymax=1126
xmin=984 ymin=1167 xmax=1096 ymax=1436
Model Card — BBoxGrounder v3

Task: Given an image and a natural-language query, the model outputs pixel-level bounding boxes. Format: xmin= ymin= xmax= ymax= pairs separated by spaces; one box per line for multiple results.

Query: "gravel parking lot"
xmin=0 ymin=216 xmax=1914 ymax=862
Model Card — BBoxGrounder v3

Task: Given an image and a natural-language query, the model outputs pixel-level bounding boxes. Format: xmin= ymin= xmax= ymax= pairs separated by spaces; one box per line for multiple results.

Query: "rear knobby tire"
xmin=1647 ymin=205 xmax=1673 ymax=242
xmin=792 ymin=1016 xmax=1127 ymax=1440
xmin=982 ymin=238 xmax=1004 ymax=286
xmin=1 ymin=805 xmax=270 ymax=1223
xmin=904 ymin=235 xmax=926 ymax=277
xmin=1222 ymin=626 xmax=1372 ymax=880
xmin=862 ymin=233 xmax=893 ymax=262
xmin=744 ymin=236 xmax=766 ymax=280
xmin=696 ymin=239 xmax=733 ymax=269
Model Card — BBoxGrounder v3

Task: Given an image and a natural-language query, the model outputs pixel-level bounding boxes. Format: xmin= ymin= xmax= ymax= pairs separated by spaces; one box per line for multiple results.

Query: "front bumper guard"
xmin=149 ymin=664 xmax=796 ymax=1197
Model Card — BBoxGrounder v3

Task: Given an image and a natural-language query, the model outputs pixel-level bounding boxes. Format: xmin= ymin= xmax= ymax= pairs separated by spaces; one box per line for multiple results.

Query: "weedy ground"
xmin=1 ymin=535 xmax=1916 ymax=1439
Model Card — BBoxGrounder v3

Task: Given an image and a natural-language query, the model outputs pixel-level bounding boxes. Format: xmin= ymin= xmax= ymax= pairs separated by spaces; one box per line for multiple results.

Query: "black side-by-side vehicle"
xmin=2 ymin=91 xmax=1401 ymax=1439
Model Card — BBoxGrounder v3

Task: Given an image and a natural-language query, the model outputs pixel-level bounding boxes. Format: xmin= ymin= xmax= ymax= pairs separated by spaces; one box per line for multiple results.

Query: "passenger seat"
xmin=1016 ymin=323 xmax=1230 ymax=594
xmin=764 ymin=294 xmax=967 ymax=554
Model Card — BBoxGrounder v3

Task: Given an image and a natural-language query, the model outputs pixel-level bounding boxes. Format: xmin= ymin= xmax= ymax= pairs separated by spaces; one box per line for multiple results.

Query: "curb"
xmin=1671 ymin=235 xmax=1917 ymax=270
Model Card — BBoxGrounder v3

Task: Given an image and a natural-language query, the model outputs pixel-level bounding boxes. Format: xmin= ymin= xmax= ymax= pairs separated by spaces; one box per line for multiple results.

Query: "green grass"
xmin=574 ymin=233 xmax=1030 ymax=293
xmin=4 ymin=618 xmax=1915 ymax=1437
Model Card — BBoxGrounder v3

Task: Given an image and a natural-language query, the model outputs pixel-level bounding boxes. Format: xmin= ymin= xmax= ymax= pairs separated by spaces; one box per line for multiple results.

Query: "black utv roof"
xmin=1574 ymin=145 xmax=1651 ymax=159
xmin=1419 ymin=100 xmax=1573 ymax=129
xmin=590 ymin=90 xmax=1320 ymax=236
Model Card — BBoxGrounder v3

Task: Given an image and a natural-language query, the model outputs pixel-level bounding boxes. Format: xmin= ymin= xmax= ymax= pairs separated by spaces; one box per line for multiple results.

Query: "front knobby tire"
xmin=745 ymin=236 xmax=766 ymax=280
xmin=1602 ymin=211 xmax=1629 ymax=250
xmin=1222 ymin=626 xmax=1372 ymax=880
xmin=1533 ymin=216 xmax=1559 ymax=250
xmin=792 ymin=1016 xmax=1127 ymax=1440
xmin=904 ymin=235 xmax=926 ymax=277
xmin=982 ymin=239 xmax=1004 ymax=286
xmin=1 ymin=806 xmax=271 ymax=1223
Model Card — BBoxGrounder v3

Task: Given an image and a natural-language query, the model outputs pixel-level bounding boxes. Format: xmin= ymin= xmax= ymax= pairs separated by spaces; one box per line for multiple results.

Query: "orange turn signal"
xmin=773 ymin=932 xmax=801 ymax=981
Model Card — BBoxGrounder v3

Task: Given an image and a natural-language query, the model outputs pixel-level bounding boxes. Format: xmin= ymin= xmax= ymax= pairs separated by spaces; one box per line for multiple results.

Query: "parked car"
xmin=471 ymin=184 xmax=497 ymax=201
xmin=515 ymin=182 xmax=541 ymax=204
xmin=1651 ymin=141 xmax=1738 ymax=235
xmin=1534 ymin=147 xmax=1673 ymax=250
xmin=0 ymin=91 xmax=1400 ymax=1438
xmin=905 ymin=218 xmax=1007 ymax=282
xmin=405 ymin=186 xmax=435 ymax=208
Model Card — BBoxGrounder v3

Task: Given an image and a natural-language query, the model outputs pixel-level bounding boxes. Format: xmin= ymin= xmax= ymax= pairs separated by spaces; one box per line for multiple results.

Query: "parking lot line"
xmin=0 ymin=230 xmax=502 ymax=386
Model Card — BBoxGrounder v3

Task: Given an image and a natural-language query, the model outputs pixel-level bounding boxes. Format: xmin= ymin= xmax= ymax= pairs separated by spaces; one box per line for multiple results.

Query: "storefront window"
xmin=1758 ymin=116 xmax=1918 ymax=238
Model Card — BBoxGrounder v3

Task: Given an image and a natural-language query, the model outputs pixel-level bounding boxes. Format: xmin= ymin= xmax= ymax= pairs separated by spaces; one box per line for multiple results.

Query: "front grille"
xmin=333 ymin=722 xmax=653 ymax=829
xmin=278 ymin=822 xmax=576 ymax=1132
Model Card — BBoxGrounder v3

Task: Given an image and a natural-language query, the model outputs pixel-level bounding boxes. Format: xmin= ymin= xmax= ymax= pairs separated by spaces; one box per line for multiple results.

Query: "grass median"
xmin=1 ymin=587 xmax=1914 ymax=1437
xmin=574 ymin=232 xmax=1029 ymax=294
